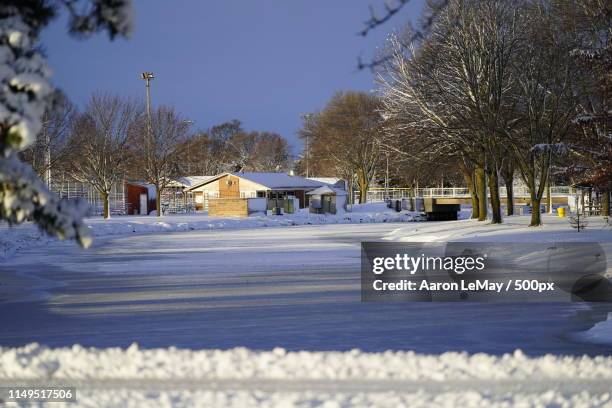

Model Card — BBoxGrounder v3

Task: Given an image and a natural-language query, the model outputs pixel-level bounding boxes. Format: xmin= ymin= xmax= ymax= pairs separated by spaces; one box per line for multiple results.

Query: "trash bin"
xmin=557 ymin=207 xmax=566 ymax=217
xmin=285 ymin=196 xmax=296 ymax=214
xmin=395 ymin=200 xmax=401 ymax=212
xmin=414 ymin=197 xmax=425 ymax=212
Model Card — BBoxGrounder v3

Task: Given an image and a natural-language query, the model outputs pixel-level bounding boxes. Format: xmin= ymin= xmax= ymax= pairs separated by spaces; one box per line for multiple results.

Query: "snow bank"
xmin=2 ymin=343 xmax=611 ymax=381
xmin=4 ymin=387 xmax=609 ymax=408
xmin=0 ymin=206 xmax=417 ymax=260
xmin=1 ymin=344 xmax=611 ymax=407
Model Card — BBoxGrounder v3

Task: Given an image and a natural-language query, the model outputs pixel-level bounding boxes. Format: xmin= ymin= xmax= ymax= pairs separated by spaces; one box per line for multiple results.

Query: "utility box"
xmin=307 ymin=186 xmax=347 ymax=215
xmin=284 ymin=196 xmax=299 ymax=214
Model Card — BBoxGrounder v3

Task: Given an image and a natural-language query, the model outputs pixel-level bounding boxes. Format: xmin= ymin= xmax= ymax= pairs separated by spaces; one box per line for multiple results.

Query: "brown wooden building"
xmin=185 ymin=172 xmax=336 ymax=212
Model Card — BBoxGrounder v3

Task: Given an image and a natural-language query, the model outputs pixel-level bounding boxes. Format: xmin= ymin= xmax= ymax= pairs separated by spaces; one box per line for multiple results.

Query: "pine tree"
xmin=0 ymin=1 xmax=133 ymax=246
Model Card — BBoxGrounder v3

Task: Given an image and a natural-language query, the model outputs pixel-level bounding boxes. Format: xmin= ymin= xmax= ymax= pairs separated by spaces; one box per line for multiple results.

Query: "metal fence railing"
xmin=355 ymin=186 xmax=575 ymax=203
xmin=51 ymin=178 xmax=126 ymax=216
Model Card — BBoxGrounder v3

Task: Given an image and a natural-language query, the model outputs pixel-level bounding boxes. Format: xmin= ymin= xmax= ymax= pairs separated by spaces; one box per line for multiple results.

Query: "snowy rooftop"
xmin=307 ymin=177 xmax=344 ymax=185
xmin=307 ymin=185 xmax=348 ymax=196
xmin=231 ymin=172 xmax=329 ymax=190
xmin=176 ymin=176 xmax=215 ymax=187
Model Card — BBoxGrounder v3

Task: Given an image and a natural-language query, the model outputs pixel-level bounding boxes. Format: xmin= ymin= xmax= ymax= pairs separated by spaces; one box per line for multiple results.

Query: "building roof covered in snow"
xmin=175 ymin=176 xmax=215 ymax=187
xmin=307 ymin=177 xmax=343 ymax=185
xmin=306 ymin=186 xmax=348 ymax=196
xmin=185 ymin=172 xmax=330 ymax=191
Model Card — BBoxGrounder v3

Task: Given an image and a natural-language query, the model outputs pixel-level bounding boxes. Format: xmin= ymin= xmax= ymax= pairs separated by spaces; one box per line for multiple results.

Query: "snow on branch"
xmin=0 ymin=2 xmax=133 ymax=247
xmin=0 ymin=16 xmax=51 ymax=154
xmin=0 ymin=154 xmax=91 ymax=246
xmin=61 ymin=0 xmax=134 ymax=39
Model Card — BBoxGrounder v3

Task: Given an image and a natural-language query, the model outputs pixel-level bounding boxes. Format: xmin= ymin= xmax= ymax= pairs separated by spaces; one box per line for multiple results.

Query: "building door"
xmin=139 ymin=193 xmax=148 ymax=215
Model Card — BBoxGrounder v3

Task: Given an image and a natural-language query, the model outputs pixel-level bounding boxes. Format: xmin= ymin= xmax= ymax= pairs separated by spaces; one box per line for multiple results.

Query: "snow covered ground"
xmin=384 ymin=212 xmax=612 ymax=244
xmin=0 ymin=203 xmax=417 ymax=260
xmin=1 ymin=343 xmax=612 ymax=407
xmin=0 ymin=212 xmax=611 ymax=407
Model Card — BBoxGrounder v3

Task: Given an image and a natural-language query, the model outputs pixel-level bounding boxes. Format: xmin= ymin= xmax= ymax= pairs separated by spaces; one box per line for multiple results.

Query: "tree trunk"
xmin=357 ymin=171 xmax=369 ymax=204
xmin=501 ymin=163 xmax=514 ymax=216
xmin=102 ymin=191 xmax=110 ymax=219
xmin=487 ymin=168 xmax=502 ymax=224
xmin=156 ymin=184 xmax=162 ymax=217
xmin=458 ymin=160 xmax=479 ymax=219
xmin=530 ymin=196 xmax=542 ymax=226
xmin=475 ymin=166 xmax=487 ymax=221
xmin=602 ymin=189 xmax=610 ymax=216
xmin=506 ymin=183 xmax=514 ymax=216
xmin=546 ymin=180 xmax=553 ymax=214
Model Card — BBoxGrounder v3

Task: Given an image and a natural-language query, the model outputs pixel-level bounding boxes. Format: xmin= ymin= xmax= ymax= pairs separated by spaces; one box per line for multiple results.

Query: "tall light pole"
xmin=385 ymin=152 xmax=389 ymax=200
xmin=140 ymin=72 xmax=154 ymax=170
xmin=182 ymin=120 xmax=194 ymax=175
xmin=300 ymin=113 xmax=313 ymax=178
xmin=379 ymin=112 xmax=390 ymax=200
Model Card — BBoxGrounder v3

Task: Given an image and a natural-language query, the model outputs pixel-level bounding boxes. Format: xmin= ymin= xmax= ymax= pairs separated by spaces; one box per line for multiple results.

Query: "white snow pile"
xmin=2 ymin=343 xmax=611 ymax=381
xmin=1 ymin=344 xmax=611 ymax=407
xmin=0 ymin=203 xmax=418 ymax=259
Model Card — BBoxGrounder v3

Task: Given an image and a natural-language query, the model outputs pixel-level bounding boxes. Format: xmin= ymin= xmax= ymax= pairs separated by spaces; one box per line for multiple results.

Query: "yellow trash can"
xmin=557 ymin=207 xmax=566 ymax=217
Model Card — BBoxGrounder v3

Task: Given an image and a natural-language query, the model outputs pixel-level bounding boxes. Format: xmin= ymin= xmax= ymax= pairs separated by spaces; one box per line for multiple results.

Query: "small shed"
xmin=125 ymin=182 xmax=154 ymax=215
xmin=307 ymin=186 xmax=347 ymax=214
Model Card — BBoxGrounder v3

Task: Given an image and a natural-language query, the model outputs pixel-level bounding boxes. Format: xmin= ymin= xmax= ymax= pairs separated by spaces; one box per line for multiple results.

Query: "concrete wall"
xmin=208 ymin=198 xmax=248 ymax=217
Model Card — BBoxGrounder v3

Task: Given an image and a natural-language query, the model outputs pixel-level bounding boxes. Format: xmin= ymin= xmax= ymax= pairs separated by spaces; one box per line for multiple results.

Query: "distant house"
xmin=185 ymin=172 xmax=337 ymax=210
xmin=162 ymin=176 xmax=215 ymax=212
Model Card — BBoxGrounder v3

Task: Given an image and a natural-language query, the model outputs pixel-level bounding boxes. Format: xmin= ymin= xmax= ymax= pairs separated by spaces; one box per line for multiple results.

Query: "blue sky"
xmin=41 ymin=1 xmax=423 ymax=154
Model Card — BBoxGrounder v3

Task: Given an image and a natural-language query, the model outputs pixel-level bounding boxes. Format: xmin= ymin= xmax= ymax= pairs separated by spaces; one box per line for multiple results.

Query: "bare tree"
xmin=502 ymin=1 xmax=579 ymax=226
xmin=299 ymin=91 xmax=384 ymax=203
xmin=558 ymin=0 xmax=611 ymax=215
xmin=250 ymin=132 xmax=290 ymax=171
xmin=136 ymin=105 xmax=190 ymax=217
xmin=380 ymin=0 xmax=524 ymax=223
xmin=182 ymin=120 xmax=290 ymax=174
xmin=380 ymin=33 xmax=488 ymax=220
xmin=21 ymin=90 xmax=76 ymax=183
xmin=69 ymin=93 xmax=141 ymax=219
